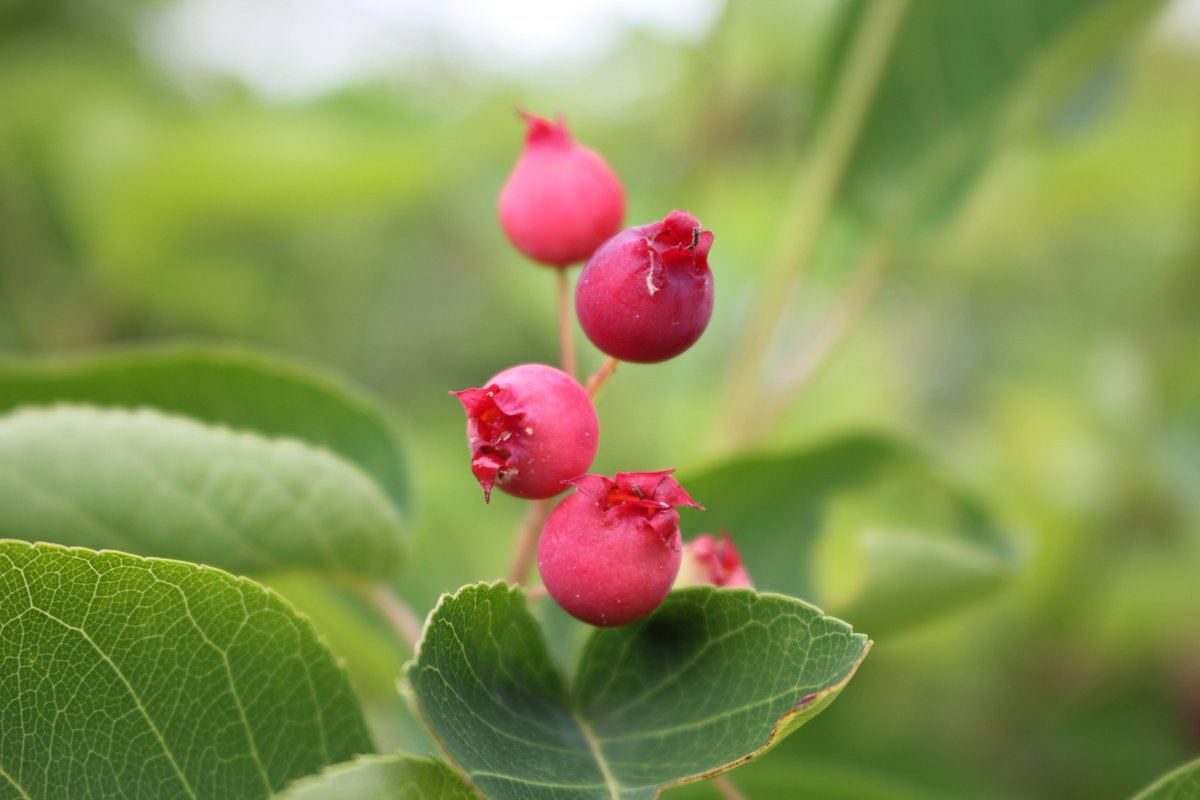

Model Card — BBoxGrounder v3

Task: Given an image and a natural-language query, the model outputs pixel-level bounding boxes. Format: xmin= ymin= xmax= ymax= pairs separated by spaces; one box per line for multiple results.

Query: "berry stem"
xmin=507 ymin=497 xmax=551 ymax=586
xmin=585 ymin=357 xmax=619 ymax=398
xmin=363 ymin=582 xmax=423 ymax=652
xmin=711 ymin=776 xmax=749 ymax=800
xmin=557 ymin=268 xmax=576 ymax=378
xmin=724 ymin=0 xmax=909 ymax=435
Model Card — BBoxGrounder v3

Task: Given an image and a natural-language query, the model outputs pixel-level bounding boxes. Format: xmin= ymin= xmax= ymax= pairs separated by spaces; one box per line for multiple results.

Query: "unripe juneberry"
xmin=451 ymin=364 xmax=598 ymax=502
xmin=537 ymin=470 xmax=703 ymax=626
xmin=498 ymin=113 xmax=626 ymax=268
xmin=674 ymin=532 xmax=753 ymax=589
xmin=575 ymin=210 xmax=714 ymax=363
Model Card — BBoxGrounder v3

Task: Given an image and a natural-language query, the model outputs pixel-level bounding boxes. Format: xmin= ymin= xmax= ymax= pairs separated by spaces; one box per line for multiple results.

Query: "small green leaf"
xmin=0 ymin=540 xmax=373 ymax=799
xmin=813 ymin=0 xmax=1165 ymax=232
xmin=277 ymin=755 xmax=477 ymax=800
xmin=0 ymin=405 xmax=404 ymax=577
xmin=0 ymin=344 xmax=409 ymax=513
xmin=679 ymin=434 xmax=1022 ymax=633
xmin=405 ymin=583 xmax=869 ymax=800
xmin=1132 ymin=757 xmax=1200 ymax=800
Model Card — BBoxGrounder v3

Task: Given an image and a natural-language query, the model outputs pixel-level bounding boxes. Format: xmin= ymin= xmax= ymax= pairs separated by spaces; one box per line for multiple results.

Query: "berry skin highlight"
xmin=452 ymin=364 xmax=598 ymax=502
xmin=498 ymin=113 xmax=626 ymax=268
xmin=575 ymin=209 xmax=714 ymax=363
xmin=537 ymin=470 xmax=703 ymax=626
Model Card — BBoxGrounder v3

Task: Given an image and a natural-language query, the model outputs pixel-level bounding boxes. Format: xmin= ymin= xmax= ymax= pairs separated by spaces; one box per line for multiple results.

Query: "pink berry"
xmin=675 ymin=531 xmax=753 ymax=589
xmin=575 ymin=210 xmax=714 ymax=363
xmin=451 ymin=364 xmax=598 ymax=502
xmin=498 ymin=112 xmax=626 ymax=268
xmin=537 ymin=470 xmax=703 ymax=626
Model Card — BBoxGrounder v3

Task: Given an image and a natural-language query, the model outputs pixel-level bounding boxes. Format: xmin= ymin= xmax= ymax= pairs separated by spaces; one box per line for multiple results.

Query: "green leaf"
xmin=1132 ymin=758 xmax=1200 ymax=800
xmin=405 ymin=583 xmax=869 ymax=800
xmin=0 ymin=405 xmax=404 ymax=577
xmin=679 ymin=434 xmax=1022 ymax=633
xmin=813 ymin=0 xmax=1165 ymax=232
xmin=0 ymin=540 xmax=373 ymax=799
xmin=0 ymin=344 xmax=409 ymax=514
xmin=277 ymin=755 xmax=477 ymax=800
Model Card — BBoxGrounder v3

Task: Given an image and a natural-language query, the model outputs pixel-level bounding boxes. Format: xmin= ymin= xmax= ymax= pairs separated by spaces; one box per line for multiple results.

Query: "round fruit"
xmin=498 ymin=112 xmax=626 ymax=267
xmin=575 ymin=209 xmax=714 ymax=363
xmin=537 ymin=470 xmax=703 ymax=626
xmin=451 ymin=364 xmax=598 ymax=502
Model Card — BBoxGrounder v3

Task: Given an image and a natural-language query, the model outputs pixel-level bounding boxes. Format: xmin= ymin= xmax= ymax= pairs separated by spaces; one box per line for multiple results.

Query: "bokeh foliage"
xmin=1 ymin=1 xmax=1197 ymax=798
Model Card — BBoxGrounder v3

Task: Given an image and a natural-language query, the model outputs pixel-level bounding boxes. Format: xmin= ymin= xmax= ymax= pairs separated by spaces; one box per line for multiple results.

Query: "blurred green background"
xmin=1 ymin=0 xmax=1197 ymax=797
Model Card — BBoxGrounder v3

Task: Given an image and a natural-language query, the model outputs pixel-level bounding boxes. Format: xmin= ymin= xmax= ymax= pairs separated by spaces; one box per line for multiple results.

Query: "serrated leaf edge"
xmin=0 ymin=537 xmax=377 ymax=757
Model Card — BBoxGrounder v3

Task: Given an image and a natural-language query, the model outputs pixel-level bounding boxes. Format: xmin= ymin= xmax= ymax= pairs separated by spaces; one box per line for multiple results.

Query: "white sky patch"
xmin=141 ymin=0 xmax=723 ymax=102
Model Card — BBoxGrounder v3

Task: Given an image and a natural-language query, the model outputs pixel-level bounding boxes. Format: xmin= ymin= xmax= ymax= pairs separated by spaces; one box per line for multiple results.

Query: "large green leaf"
xmin=814 ymin=0 xmax=1165 ymax=232
xmin=679 ymin=434 xmax=1022 ymax=633
xmin=0 ymin=405 xmax=404 ymax=576
xmin=405 ymin=583 xmax=869 ymax=800
xmin=277 ymin=755 xmax=476 ymax=800
xmin=0 ymin=344 xmax=409 ymax=513
xmin=1132 ymin=758 xmax=1200 ymax=800
xmin=0 ymin=540 xmax=373 ymax=799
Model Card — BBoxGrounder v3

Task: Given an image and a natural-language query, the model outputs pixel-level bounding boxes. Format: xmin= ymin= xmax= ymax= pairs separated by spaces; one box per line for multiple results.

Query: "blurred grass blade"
xmin=0 ymin=344 xmax=410 ymax=514
xmin=0 ymin=405 xmax=404 ymax=577
xmin=0 ymin=540 xmax=373 ymax=799
xmin=812 ymin=0 xmax=1166 ymax=233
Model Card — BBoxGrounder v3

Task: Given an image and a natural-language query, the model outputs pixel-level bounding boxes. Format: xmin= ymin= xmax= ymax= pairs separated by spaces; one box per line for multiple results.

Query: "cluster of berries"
xmin=453 ymin=113 xmax=747 ymax=627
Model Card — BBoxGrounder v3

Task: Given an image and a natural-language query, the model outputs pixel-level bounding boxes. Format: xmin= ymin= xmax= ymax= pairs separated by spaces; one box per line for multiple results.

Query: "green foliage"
xmin=405 ymin=583 xmax=869 ymax=799
xmin=0 ymin=405 xmax=404 ymax=577
xmin=0 ymin=345 xmax=410 ymax=513
xmin=1132 ymin=758 xmax=1200 ymax=800
xmin=277 ymin=755 xmax=475 ymax=800
xmin=0 ymin=540 xmax=372 ymax=799
xmin=681 ymin=434 xmax=1021 ymax=633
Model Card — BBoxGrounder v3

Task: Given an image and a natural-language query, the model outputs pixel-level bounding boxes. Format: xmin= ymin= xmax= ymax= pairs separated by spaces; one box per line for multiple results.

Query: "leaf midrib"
xmin=572 ymin=710 xmax=620 ymax=800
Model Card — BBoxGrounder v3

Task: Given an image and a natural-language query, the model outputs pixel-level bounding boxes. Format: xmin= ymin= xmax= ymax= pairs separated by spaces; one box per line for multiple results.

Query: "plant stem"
xmin=557 ymin=269 xmax=576 ymax=378
xmin=506 ymin=498 xmax=550 ymax=586
xmin=585 ymin=357 xmax=619 ymax=398
xmin=724 ymin=0 xmax=909 ymax=437
xmin=711 ymin=775 xmax=749 ymax=800
xmin=366 ymin=583 xmax=424 ymax=652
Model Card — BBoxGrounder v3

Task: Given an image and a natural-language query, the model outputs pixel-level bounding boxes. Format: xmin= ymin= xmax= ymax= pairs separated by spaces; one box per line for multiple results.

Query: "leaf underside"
xmin=0 ymin=540 xmax=373 ymax=800
xmin=1132 ymin=757 xmax=1200 ymax=800
xmin=0 ymin=405 xmax=405 ymax=577
xmin=406 ymin=583 xmax=869 ymax=800
xmin=0 ymin=344 xmax=410 ymax=513
xmin=276 ymin=754 xmax=477 ymax=800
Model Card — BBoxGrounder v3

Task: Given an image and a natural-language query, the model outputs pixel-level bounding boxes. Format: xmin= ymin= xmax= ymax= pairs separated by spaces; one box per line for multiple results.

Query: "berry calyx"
xmin=537 ymin=469 xmax=703 ymax=626
xmin=451 ymin=364 xmax=598 ymax=502
xmin=498 ymin=112 xmax=626 ymax=268
xmin=675 ymin=531 xmax=753 ymax=589
xmin=575 ymin=209 xmax=714 ymax=363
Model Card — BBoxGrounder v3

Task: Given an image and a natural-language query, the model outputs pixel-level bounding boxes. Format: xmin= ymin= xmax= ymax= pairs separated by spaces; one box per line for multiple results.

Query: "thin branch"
xmin=585 ymin=357 xmax=619 ymax=398
xmin=366 ymin=583 xmax=424 ymax=652
xmin=506 ymin=498 xmax=551 ymax=586
xmin=725 ymin=0 xmax=910 ymax=437
xmin=557 ymin=269 xmax=576 ymax=378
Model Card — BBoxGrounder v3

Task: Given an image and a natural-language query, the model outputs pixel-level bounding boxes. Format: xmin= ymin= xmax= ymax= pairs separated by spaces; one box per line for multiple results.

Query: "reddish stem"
xmin=506 ymin=498 xmax=551 ymax=586
xmin=557 ymin=269 xmax=576 ymax=378
xmin=585 ymin=357 xmax=619 ymax=398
